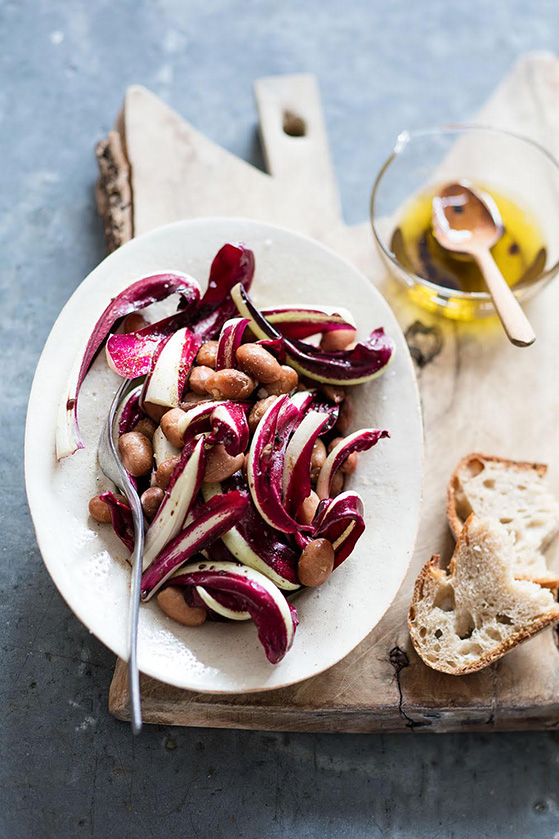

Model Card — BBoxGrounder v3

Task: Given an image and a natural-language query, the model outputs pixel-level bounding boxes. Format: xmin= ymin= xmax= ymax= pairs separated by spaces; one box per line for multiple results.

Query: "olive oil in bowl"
xmin=371 ymin=127 xmax=559 ymax=321
xmin=391 ymin=184 xmax=546 ymax=297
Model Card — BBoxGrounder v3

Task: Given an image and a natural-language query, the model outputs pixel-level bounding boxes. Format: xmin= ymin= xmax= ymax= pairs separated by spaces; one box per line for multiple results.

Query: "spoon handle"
xmin=475 ymin=249 xmax=536 ymax=348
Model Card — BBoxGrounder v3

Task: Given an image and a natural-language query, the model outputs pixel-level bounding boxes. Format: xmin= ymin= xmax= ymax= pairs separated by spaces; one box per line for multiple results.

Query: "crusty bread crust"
xmin=408 ymin=515 xmax=559 ymax=675
xmin=514 ymin=574 xmax=559 ymax=592
xmin=446 ymin=453 xmax=558 ymax=589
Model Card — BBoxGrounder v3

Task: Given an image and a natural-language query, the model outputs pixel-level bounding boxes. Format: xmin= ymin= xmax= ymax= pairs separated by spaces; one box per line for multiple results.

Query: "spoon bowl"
xmin=432 ymin=181 xmax=504 ymax=253
xmin=432 ymin=181 xmax=536 ymax=347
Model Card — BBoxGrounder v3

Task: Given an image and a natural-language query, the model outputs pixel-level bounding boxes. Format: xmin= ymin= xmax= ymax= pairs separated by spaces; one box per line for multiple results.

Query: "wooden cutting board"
xmin=98 ymin=52 xmax=559 ymax=732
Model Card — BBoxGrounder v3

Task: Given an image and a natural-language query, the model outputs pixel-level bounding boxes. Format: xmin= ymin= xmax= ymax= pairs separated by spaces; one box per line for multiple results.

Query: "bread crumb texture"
xmin=447 ymin=453 xmax=559 ymax=586
xmin=408 ymin=516 xmax=559 ymax=675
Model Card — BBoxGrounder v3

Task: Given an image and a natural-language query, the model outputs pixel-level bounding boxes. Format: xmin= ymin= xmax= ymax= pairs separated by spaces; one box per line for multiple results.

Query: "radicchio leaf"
xmin=261 ymin=305 xmax=355 ymax=340
xmin=141 ymin=492 xmax=249 ymax=599
xmin=57 ymin=272 xmax=200 ymax=459
xmin=246 ymin=395 xmax=310 ymax=534
xmin=116 ymin=386 xmax=143 ymax=436
xmin=215 ymin=317 xmax=250 ymax=370
xmin=203 ymin=476 xmax=300 ymax=590
xmin=142 ymin=436 xmax=206 ymax=569
xmin=99 ymin=491 xmax=135 ymax=552
xmin=106 ymin=311 xmax=195 ymax=379
xmin=170 ymin=560 xmax=297 ymax=663
xmin=313 ymin=490 xmax=366 ymax=568
xmin=187 ymin=243 xmax=255 ymax=340
xmin=232 ymin=284 xmax=395 ymax=386
xmin=141 ymin=327 xmax=199 ymax=409
xmin=205 ymin=403 xmax=249 ymax=456
xmin=316 ymin=429 xmax=389 ymax=499
xmin=282 ymin=410 xmax=329 ymax=516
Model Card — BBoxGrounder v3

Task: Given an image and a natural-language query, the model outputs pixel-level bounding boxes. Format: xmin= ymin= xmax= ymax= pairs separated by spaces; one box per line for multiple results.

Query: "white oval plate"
xmin=25 ymin=218 xmax=423 ymax=694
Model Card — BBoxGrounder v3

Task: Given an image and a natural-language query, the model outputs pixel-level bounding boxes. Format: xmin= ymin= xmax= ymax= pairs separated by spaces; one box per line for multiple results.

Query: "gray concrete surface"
xmin=3 ymin=1 xmax=559 ymax=837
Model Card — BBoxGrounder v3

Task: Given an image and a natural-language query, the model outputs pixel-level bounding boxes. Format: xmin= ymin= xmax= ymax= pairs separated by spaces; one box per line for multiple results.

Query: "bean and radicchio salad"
xmin=57 ymin=244 xmax=394 ymax=664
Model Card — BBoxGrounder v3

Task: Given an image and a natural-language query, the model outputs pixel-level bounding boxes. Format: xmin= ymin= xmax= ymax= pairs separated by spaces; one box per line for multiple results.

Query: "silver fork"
xmin=98 ymin=379 xmax=144 ymax=735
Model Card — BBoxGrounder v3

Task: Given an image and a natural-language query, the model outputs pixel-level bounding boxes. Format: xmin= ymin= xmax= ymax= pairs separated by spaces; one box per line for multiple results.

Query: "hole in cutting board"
xmin=283 ymin=110 xmax=307 ymax=137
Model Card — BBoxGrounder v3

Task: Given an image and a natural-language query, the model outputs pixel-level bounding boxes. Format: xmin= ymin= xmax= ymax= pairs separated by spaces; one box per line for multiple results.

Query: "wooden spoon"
xmin=432 ymin=181 xmax=536 ymax=347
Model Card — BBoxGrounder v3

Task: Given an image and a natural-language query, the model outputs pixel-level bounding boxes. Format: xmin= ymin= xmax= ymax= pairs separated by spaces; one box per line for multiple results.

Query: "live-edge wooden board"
xmin=98 ymin=52 xmax=559 ymax=732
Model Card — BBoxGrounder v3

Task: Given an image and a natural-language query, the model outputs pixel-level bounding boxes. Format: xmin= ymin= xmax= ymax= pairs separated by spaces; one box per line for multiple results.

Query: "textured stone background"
xmin=3 ymin=1 xmax=559 ymax=836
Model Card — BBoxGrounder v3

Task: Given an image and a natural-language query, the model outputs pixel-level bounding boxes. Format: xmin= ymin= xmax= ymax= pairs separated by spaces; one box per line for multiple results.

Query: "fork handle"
xmin=475 ymin=248 xmax=536 ymax=348
xmin=127 ymin=493 xmax=144 ymax=735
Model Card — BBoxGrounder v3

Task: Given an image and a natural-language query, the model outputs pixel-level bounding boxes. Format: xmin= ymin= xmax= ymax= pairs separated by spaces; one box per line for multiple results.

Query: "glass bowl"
xmin=370 ymin=125 xmax=559 ymax=320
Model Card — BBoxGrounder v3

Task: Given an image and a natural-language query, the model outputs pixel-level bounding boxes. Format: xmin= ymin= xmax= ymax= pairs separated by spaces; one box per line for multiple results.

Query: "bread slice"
xmin=447 ymin=453 xmax=559 ymax=588
xmin=408 ymin=515 xmax=559 ymax=675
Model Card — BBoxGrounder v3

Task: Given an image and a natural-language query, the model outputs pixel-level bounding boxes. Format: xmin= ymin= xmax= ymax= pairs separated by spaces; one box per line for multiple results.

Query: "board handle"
xmin=254 ymin=74 xmax=342 ymax=227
